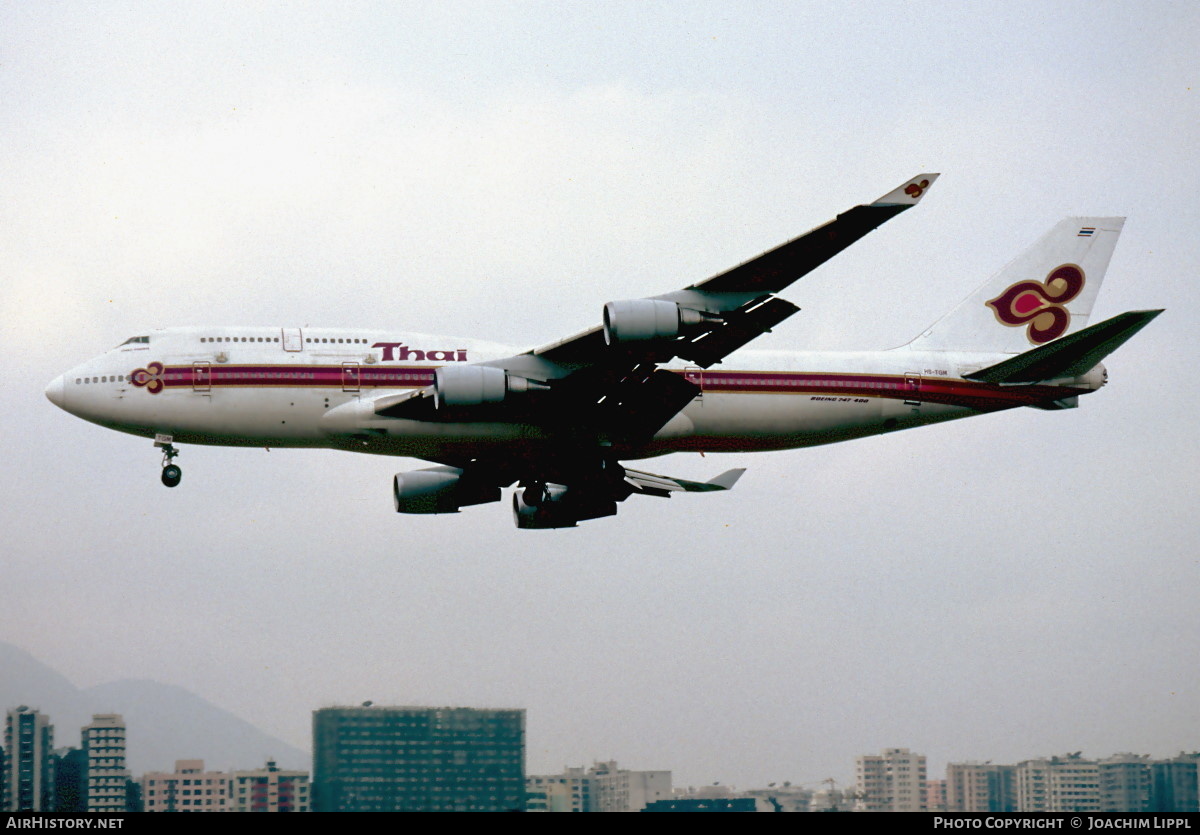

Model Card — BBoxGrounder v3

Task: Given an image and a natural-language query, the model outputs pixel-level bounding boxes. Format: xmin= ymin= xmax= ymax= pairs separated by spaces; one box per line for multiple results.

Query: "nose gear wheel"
xmin=158 ymin=442 xmax=182 ymax=488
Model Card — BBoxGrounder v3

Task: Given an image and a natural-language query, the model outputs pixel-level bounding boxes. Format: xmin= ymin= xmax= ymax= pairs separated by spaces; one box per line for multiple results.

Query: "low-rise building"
xmin=528 ymin=761 xmax=671 ymax=812
xmin=142 ymin=759 xmax=231 ymax=812
xmin=230 ymin=759 xmax=309 ymax=812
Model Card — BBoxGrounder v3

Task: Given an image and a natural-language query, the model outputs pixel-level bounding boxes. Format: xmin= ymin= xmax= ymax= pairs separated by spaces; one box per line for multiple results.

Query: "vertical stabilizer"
xmin=907 ymin=217 xmax=1124 ymax=353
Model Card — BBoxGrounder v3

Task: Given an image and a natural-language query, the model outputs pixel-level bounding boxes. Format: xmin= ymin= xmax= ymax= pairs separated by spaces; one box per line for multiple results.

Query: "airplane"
xmin=45 ymin=173 xmax=1162 ymax=528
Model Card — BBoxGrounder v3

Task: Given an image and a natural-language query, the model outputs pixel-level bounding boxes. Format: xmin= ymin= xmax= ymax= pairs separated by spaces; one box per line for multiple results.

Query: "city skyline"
xmin=3 ymin=2 xmax=1197 ymax=789
xmin=3 ymin=650 xmax=1199 ymax=799
xmin=5 ymin=693 xmax=1198 ymax=813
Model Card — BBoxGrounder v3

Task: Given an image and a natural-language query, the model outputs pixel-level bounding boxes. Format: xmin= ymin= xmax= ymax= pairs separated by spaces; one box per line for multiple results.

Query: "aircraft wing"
xmin=531 ymin=172 xmax=939 ymax=369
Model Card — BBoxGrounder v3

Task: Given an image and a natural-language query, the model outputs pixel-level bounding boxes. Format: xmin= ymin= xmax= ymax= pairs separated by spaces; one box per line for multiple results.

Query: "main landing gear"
xmin=155 ymin=435 xmax=182 ymax=488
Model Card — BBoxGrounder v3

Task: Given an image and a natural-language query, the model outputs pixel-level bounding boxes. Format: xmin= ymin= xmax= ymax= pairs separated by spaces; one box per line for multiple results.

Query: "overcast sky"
xmin=3 ymin=1 xmax=1198 ymax=790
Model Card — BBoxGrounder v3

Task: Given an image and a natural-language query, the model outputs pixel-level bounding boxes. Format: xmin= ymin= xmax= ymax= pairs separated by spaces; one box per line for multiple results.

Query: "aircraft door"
xmin=281 ymin=328 xmax=304 ymax=352
xmin=683 ymin=367 xmax=704 ymax=402
xmin=903 ymin=373 xmax=922 ymax=406
xmin=192 ymin=362 xmax=212 ymax=392
xmin=342 ymin=362 xmax=361 ymax=393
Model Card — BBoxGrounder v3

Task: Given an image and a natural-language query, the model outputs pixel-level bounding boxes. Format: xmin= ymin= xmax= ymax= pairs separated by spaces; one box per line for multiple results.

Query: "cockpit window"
xmin=117 ymin=336 xmax=150 ymax=347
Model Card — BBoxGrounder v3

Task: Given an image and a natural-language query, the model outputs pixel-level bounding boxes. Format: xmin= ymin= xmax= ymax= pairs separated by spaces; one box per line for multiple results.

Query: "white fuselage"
xmin=47 ymin=327 xmax=1103 ymax=462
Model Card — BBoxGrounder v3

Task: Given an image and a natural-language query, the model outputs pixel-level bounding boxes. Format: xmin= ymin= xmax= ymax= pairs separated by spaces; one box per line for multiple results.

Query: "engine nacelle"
xmin=512 ymin=483 xmax=617 ymax=529
xmin=602 ymin=299 xmax=707 ymax=345
xmin=434 ymin=365 xmax=506 ymax=407
xmin=513 ymin=483 xmax=576 ymax=529
xmin=393 ymin=466 xmax=500 ymax=514
xmin=433 ymin=365 xmax=548 ymax=408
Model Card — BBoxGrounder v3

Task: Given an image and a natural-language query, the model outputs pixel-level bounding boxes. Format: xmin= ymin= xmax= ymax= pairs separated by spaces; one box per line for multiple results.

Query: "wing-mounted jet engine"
xmin=602 ymin=299 xmax=714 ymax=345
xmin=433 ymin=365 xmax=549 ymax=408
xmin=512 ymin=481 xmax=618 ymax=530
xmin=392 ymin=465 xmax=501 ymax=514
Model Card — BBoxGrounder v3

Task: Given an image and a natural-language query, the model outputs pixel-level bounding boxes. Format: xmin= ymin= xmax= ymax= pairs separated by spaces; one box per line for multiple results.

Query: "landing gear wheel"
xmin=161 ymin=464 xmax=182 ymax=488
xmin=157 ymin=440 xmax=182 ymax=488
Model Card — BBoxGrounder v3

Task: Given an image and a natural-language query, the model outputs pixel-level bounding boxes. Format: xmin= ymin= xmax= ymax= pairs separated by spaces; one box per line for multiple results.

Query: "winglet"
xmin=706 ymin=468 xmax=746 ymax=490
xmin=874 ymin=173 xmax=940 ymax=206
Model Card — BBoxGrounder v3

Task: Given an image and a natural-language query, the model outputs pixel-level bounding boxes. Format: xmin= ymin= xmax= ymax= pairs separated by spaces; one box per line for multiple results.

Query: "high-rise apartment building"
xmin=82 ymin=714 xmax=129 ymax=813
xmin=1150 ymin=754 xmax=1199 ymax=813
xmin=3 ymin=707 xmax=54 ymax=812
xmin=855 ymin=747 xmax=927 ymax=812
xmin=312 ymin=705 xmax=525 ymax=812
xmin=926 ymin=778 xmax=947 ymax=811
xmin=230 ymin=759 xmax=310 ymax=812
xmin=946 ymin=762 xmax=1017 ymax=812
xmin=1099 ymin=754 xmax=1151 ymax=812
xmin=1016 ymin=755 xmax=1099 ymax=812
xmin=52 ymin=748 xmax=87 ymax=813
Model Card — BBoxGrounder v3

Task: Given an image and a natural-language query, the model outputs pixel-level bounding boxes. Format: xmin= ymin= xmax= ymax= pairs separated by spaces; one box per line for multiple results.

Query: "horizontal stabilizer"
xmin=624 ymin=466 xmax=746 ymax=496
xmin=964 ymin=309 xmax=1163 ymax=384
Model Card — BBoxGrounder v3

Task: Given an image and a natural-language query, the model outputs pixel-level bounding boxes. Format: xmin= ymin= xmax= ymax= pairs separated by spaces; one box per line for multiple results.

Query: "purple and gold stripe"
xmin=140 ymin=363 xmax=1081 ymax=412
xmin=687 ymin=370 xmax=1080 ymax=411
xmin=148 ymin=364 xmax=437 ymax=390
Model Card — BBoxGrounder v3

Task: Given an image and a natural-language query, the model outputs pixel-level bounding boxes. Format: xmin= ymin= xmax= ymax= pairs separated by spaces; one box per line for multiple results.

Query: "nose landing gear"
xmin=155 ymin=435 xmax=182 ymax=488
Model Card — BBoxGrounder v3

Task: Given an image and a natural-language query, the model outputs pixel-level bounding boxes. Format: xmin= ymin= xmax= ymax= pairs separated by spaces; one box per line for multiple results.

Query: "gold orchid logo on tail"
xmin=985 ymin=264 xmax=1085 ymax=344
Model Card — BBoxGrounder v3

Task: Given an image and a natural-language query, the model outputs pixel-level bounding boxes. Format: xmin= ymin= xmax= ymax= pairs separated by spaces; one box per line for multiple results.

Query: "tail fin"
xmin=963 ymin=309 xmax=1163 ymax=383
xmin=908 ymin=217 xmax=1125 ymax=353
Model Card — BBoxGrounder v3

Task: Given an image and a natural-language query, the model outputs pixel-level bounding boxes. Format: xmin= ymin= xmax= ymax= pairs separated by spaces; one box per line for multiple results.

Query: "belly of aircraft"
xmin=638 ymin=391 xmax=952 ymax=454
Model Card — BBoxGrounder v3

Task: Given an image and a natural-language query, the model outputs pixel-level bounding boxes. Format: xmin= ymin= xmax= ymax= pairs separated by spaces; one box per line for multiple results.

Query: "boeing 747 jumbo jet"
xmin=46 ymin=174 xmax=1161 ymax=528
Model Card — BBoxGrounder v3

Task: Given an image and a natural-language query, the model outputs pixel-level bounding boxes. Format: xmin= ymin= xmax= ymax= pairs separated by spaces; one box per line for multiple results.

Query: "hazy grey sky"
xmin=3 ymin=1 xmax=1197 ymax=788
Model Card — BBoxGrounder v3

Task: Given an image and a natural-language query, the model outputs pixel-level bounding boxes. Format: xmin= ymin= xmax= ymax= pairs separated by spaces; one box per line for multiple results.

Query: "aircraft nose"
xmin=45 ymin=374 xmax=66 ymax=408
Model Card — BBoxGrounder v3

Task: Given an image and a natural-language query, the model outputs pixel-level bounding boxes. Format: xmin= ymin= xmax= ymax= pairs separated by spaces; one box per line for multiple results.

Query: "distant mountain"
xmin=0 ymin=642 xmax=307 ymax=775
